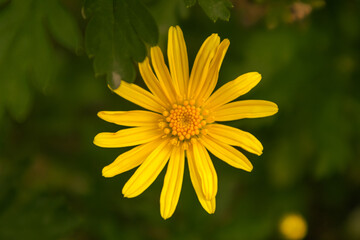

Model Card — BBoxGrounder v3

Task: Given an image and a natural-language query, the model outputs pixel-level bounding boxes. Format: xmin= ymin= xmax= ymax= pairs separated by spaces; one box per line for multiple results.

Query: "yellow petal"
xmin=150 ymin=46 xmax=177 ymax=103
xmin=197 ymin=39 xmax=230 ymax=103
xmin=122 ymin=139 xmax=172 ymax=198
xmin=200 ymin=135 xmax=253 ymax=172
xmin=113 ymin=81 xmax=164 ymax=113
xmin=160 ymin=147 xmax=185 ymax=219
xmin=167 ymin=26 xmax=189 ymax=97
xmin=207 ymin=124 xmax=263 ymax=155
xmin=190 ymin=139 xmax=217 ymax=200
xmin=214 ymin=100 xmax=278 ymax=121
xmin=138 ymin=57 xmax=171 ymax=107
xmin=187 ymin=147 xmax=216 ymax=214
xmin=204 ymin=72 xmax=262 ymax=110
xmin=94 ymin=127 xmax=162 ymax=148
xmin=102 ymin=139 xmax=163 ymax=177
xmin=188 ymin=34 xmax=220 ymax=100
xmin=97 ymin=110 xmax=161 ymax=127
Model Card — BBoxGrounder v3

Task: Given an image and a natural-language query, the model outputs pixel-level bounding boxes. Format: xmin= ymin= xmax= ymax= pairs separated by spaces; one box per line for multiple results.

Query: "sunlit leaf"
xmin=185 ymin=0 xmax=232 ymax=22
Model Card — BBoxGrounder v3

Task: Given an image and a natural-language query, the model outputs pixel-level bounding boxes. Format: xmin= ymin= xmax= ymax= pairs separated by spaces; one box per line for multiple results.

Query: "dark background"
xmin=0 ymin=0 xmax=359 ymax=239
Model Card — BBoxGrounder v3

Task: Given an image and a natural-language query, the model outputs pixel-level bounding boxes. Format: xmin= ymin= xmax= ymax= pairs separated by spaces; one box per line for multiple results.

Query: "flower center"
xmin=159 ymin=100 xmax=209 ymax=144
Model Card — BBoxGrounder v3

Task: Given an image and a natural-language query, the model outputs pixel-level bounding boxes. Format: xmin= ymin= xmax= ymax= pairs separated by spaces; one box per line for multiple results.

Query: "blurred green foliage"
xmin=1 ymin=0 xmax=360 ymax=239
xmin=0 ymin=0 xmax=81 ymax=122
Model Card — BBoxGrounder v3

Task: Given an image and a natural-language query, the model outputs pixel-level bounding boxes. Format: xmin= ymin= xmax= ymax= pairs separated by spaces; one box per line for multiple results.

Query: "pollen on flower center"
xmin=160 ymin=100 xmax=208 ymax=142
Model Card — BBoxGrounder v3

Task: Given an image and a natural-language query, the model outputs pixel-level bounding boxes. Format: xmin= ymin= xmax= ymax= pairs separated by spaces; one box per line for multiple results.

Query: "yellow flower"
xmin=279 ymin=213 xmax=308 ymax=240
xmin=94 ymin=26 xmax=278 ymax=219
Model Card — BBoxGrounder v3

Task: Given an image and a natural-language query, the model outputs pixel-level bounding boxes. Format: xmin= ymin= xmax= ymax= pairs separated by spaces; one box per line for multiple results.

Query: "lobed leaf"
xmin=84 ymin=0 xmax=159 ymax=88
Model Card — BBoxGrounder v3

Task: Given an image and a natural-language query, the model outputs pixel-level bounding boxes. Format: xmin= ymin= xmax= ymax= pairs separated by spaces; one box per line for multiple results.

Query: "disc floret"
xmin=160 ymin=100 xmax=208 ymax=142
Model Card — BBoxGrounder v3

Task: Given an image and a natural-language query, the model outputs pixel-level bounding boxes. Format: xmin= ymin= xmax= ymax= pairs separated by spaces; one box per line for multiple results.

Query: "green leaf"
xmin=198 ymin=0 xmax=233 ymax=22
xmin=126 ymin=0 xmax=159 ymax=46
xmin=84 ymin=0 xmax=159 ymax=88
xmin=0 ymin=0 xmax=82 ymax=122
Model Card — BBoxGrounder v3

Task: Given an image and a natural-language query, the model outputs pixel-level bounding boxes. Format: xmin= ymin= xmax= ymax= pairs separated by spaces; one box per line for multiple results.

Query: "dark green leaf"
xmin=198 ymin=0 xmax=232 ymax=22
xmin=84 ymin=0 xmax=159 ymax=87
xmin=126 ymin=0 xmax=159 ymax=46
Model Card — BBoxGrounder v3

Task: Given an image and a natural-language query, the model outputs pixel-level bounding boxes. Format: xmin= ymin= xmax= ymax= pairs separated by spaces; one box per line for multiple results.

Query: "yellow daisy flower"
xmin=94 ymin=26 xmax=278 ymax=219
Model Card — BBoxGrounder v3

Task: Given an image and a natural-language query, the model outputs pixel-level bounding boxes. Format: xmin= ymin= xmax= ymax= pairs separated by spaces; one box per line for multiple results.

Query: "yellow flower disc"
xmin=161 ymin=101 xmax=207 ymax=143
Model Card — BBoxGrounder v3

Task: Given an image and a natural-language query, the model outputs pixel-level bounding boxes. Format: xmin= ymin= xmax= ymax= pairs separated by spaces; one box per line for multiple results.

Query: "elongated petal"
xmin=122 ymin=139 xmax=172 ymax=198
xmin=160 ymin=147 xmax=185 ymax=219
xmin=207 ymin=124 xmax=263 ymax=155
xmin=200 ymin=135 xmax=253 ymax=172
xmin=94 ymin=127 xmax=162 ymax=148
xmin=138 ymin=57 xmax=171 ymax=107
xmin=150 ymin=46 xmax=177 ymax=103
xmin=113 ymin=81 xmax=164 ymax=113
xmin=204 ymin=72 xmax=262 ymax=110
xmin=188 ymin=34 xmax=220 ymax=100
xmin=214 ymin=100 xmax=278 ymax=121
xmin=190 ymin=139 xmax=217 ymax=200
xmin=187 ymin=148 xmax=216 ymax=214
xmin=197 ymin=39 xmax=230 ymax=103
xmin=167 ymin=26 xmax=189 ymax=96
xmin=98 ymin=110 xmax=161 ymax=127
xmin=102 ymin=139 xmax=163 ymax=177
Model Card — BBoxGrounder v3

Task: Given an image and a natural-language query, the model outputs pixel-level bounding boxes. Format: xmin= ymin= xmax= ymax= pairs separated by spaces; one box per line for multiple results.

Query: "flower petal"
xmin=113 ymin=81 xmax=164 ymax=113
xmin=150 ymin=46 xmax=177 ymax=103
xmin=138 ymin=57 xmax=171 ymax=108
xmin=187 ymin=147 xmax=216 ymax=214
xmin=102 ymin=139 xmax=163 ymax=177
xmin=98 ymin=110 xmax=161 ymax=127
xmin=160 ymin=146 xmax=185 ymax=219
xmin=204 ymin=72 xmax=262 ymax=110
xmin=200 ymin=135 xmax=253 ymax=172
xmin=197 ymin=39 xmax=230 ymax=103
xmin=214 ymin=100 xmax=278 ymax=121
xmin=190 ymin=139 xmax=218 ymax=200
xmin=207 ymin=124 xmax=263 ymax=155
xmin=94 ymin=127 xmax=162 ymax=148
xmin=122 ymin=139 xmax=172 ymax=198
xmin=188 ymin=34 xmax=220 ymax=100
xmin=167 ymin=26 xmax=189 ymax=97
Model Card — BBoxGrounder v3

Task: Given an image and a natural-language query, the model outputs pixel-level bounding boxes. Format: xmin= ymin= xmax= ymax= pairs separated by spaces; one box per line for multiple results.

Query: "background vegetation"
xmin=0 ymin=0 xmax=359 ymax=239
